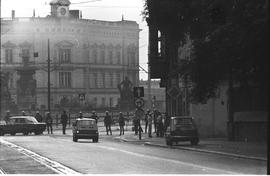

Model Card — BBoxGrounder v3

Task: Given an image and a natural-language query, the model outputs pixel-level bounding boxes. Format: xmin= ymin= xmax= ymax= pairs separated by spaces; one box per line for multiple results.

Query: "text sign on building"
xmin=133 ymin=87 xmax=144 ymax=98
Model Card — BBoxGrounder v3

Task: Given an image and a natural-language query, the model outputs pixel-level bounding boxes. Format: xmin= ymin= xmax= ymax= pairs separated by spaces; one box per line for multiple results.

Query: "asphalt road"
xmin=0 ymin=134 xmax=266 ymax=174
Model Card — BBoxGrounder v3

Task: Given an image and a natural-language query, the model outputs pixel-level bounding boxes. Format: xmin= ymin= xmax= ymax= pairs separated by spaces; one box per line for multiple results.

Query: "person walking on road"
xmin=156 ymin=112 xmax=164 ymax=137
xmin=4 ymin=110 xmax=11 ymax=123
xmin=144 ymin=109 xmax=150 ymax=133
xmin=148 ymin=111 xmax=153 ymax=138
xmin=78 ymin=111 xmax=83 ymax=119
xmin=22 ymin=111 xmax=26 ymax=116
xmin=104 ymin=111 xmax=112 ymax=135
xmin=45 ymin=112 xmax=53 ymax=134
xmin=91 ymin=111 xmax=98 ymax=124
xmin=35 ymin=111 xmax=43 ymax=122
xmin=119 ymin=112 xmax=125 ymax=136
xmin=60 ymin=110 xmax=68 ymax=135
xmin=164 ymin=112 xmax=170 ymax=133
xmin=153 ymin=109 xmax=158 ymax=133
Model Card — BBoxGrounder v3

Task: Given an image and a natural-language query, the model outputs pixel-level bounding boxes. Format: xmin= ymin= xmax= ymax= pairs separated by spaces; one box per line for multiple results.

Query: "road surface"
xmin=0 ymin=133 xmax=266 ymax=174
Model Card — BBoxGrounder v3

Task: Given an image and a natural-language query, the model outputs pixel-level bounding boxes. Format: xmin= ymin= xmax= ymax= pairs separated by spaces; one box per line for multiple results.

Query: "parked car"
xmin=0 ymin=116 xmax=46 ymax=136
xmin=165 ymin=116 xmax=199 ymax=146
xmin=72 ymin=118 xmax=99 ymax=142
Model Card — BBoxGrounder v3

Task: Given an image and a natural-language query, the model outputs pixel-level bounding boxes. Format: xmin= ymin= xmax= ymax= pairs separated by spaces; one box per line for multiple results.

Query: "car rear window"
xmin=174 ymin=118 xmax=194 ymax=130
xmin=78 ymin=120 xmax=95 ymax=126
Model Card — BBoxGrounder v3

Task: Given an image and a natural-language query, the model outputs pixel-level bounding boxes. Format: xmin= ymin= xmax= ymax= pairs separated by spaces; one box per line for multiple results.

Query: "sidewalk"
xmin=114 ymin=130 xmax=267 ymax=161
xmin=53 ymin=125 xmax=267 ymax=162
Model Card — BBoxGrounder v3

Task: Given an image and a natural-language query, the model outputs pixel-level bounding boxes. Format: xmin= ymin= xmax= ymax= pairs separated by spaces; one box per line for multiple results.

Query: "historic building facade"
xmin=0 ymin=0 xmax=140 ymax=112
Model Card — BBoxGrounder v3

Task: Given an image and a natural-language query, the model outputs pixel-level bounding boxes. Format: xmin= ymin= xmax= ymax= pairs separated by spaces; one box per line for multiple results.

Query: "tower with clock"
xmin=50 ymin=0 xmax=71 ymax=18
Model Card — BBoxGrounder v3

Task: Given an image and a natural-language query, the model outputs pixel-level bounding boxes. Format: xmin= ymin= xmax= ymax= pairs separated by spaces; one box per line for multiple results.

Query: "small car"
xmin=165 ymin=116 xmax=199 ymax=146
xmin=72 ymin=118 xmax=99 ymax=142
xmin=0 ymin=116 xmax=46 ymax=136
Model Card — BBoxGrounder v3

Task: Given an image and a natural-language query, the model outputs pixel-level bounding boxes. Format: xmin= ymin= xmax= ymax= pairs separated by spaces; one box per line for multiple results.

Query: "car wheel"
xmin=34 ymin=131 xmax=41 ymax=135
xmin=73 ymin=135 xmax=78 ymax=142
xmin=10 ymin=132 xmax=16 ymax=136
xmin=190 ymin=138 xmax=199 ymax=145
xmin=93 ymin=137 xmax=98 ymax=143
xmin=166 ymin=139 xmax=173 ymax=146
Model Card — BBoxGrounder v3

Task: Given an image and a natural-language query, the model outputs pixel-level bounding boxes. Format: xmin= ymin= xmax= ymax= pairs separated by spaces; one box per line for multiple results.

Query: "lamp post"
xmin=47 ymin=39 xmax=51 ymax=113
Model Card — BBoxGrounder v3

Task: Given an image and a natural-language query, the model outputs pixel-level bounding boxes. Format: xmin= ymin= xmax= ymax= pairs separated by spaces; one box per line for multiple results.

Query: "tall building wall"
xmin=1 ymin=16 xmax=140 ymax=111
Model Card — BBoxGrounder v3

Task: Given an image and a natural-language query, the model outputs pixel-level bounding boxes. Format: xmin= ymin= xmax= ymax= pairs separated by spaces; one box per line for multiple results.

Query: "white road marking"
xmin=0 ymin=167 xmax=6 ymax=174
xmin=0 ymin=139 xmax=80 ymax=175
xmin=97 ymin=145 xmax=243 ymax=175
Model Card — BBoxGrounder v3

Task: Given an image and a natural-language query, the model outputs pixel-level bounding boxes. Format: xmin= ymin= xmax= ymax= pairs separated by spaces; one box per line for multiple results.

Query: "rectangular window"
xmin=5 ymin=49 xmax=13 ymax=63
xmin=109 ymin=97 xmax=113 ymax=107
xmin=116 ymin=51 xmax=121 ymax=64
xmin=100 ymin=50 xmax=105 ymax=64
xmin=93 ymin=97 xmax=97 ymax=107
xmin=102 ymin=73 xmax=105 ymax=88
xmin=59 ymin=49 xmax=71 ymax=63
xmin=116 ymin=73 xmax=121 ymax=86
xmin=93 ymin=73 xmax=97 ymax=88
xmin=92 ymin=49 xmax=97 ymax=63
xmin=109 ymin=73 xmax=113 ymax=88
xmin=102 ymin=97 xmax=106 ymax=106
xmin=22 ymin=49 xmax=30 ymax=57
xmin=109 ymin=51 xmax=113 ymax=64
xmin=22 ymin=49 xmax=30 ymax=63
xmin=59 ymin=72 xmax=71 ymax=88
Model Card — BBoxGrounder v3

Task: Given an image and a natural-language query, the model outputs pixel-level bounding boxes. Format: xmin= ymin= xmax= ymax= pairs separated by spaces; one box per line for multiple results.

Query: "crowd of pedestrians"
xmin=3 ymin=108 xmax=169 ymax=138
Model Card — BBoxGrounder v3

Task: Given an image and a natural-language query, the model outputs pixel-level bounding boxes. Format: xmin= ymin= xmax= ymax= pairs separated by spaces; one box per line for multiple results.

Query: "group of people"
xmin=73 ymin=110 xmax=126 ymax=136
xmin=134 ymin=109 xmax=169 ymax=138
xmin=3 ymin=109 xmax=169 ymax=138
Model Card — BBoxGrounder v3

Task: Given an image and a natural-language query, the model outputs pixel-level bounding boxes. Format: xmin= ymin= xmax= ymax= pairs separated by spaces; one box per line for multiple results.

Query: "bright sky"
xmin=1 ymin=0 xmax=149 ymax=80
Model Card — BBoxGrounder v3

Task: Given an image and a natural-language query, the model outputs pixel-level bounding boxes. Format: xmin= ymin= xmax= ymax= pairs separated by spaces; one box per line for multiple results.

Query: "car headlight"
xmin=76 ymin=130 xmax=79 ymax=134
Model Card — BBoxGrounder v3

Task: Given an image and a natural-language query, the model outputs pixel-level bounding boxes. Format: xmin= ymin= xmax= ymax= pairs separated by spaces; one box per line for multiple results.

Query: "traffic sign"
xmin=135 ymin=98 xmax=144 ymax=108
xmin=133 ymin=87 xmax=144 ymax=98
xmin=135 ymin=108 xmax=145 ymax=120
xmin=78 ymin=93 xmax=85 ymax=101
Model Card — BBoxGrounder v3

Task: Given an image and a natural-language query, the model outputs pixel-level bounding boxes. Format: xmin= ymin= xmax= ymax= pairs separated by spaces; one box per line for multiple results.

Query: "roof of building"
xmin=50 ymin=0 xmax=71 ymax=6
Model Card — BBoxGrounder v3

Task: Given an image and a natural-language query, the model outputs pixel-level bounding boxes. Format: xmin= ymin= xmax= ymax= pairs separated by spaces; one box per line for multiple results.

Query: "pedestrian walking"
xmin=156 ymin=112 xmax=164 ymax=137
xmin=22 ymin=111 xmax=26 ymax=116
xmin=60 ymin=110 xmax=68 ymax=135
xmin=78 ymin=111 xmax=83 ymax=119
xmin=144 ymin=109 xmax=150 ymax=133
xmin=133 ymin=111 xmax=140 ymax=135
xmin=45 ymin=112 xmax=53 ymax=134
xmin=164 ymin=112 xmax=170 ymax=133
xmin=35 ymin=111 xmax=43 ymax=122
xmin=91 ymin=110 xmax=98 ymax=124
xmin=104 ymin=111 xmax=112 ymax=135
xmin=153 ymin=109 xmax=158 ymax=133
xmin=118 ymin=112 xmax=125 ymax=136
xmin=148 ymin=111 xmax=153 ymax=138
xmin=4 ymin=110 xmax=11 ymax=123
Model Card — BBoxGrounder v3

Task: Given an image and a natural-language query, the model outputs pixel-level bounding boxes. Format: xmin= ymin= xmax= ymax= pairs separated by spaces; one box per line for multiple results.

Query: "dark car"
xmin=0 ymin=116 xmax=46 ymax=136
xmin=165 ymin=116 xmax=199 ymax=146
xmin=72 ymin=118 xmax=99 ymax=142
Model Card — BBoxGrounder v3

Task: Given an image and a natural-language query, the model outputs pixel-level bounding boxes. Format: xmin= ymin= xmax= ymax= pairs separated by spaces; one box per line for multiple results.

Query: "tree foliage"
xmin=143 ymin=0 xmax=268 ymax=103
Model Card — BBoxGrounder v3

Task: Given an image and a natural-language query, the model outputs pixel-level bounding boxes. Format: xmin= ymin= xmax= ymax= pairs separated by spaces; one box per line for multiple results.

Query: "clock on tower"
xmin=50 ymin=0 xmax=70 ymax=18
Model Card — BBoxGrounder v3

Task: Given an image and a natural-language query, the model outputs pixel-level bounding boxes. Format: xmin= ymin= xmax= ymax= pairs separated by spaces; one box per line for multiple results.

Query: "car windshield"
xmin=174 ymin=118 xmax=194 ymax=130
xmin=78 ymin=120 xmax=95 ymax=126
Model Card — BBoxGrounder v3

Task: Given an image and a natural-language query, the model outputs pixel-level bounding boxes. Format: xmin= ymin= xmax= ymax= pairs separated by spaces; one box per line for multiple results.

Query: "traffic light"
xmin=133 ymin=87 xmax=144 ymax=98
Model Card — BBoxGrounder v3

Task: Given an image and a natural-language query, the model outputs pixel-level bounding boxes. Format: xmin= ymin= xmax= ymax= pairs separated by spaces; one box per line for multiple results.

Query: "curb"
xmin=143 ymin=142 xmax=267 ymax=162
